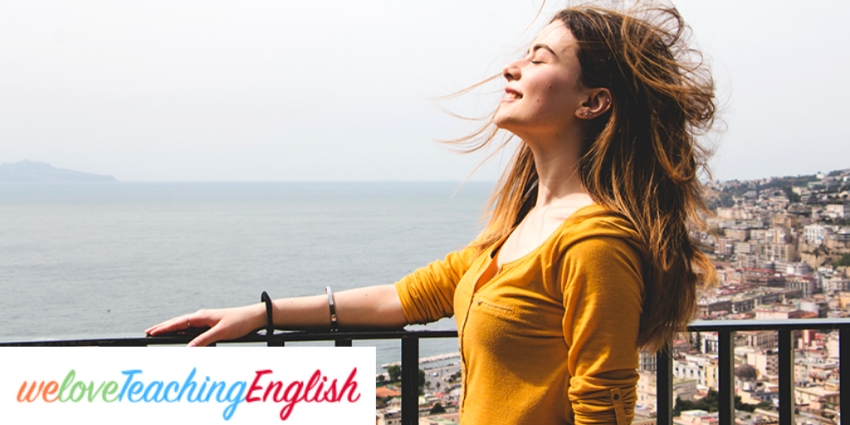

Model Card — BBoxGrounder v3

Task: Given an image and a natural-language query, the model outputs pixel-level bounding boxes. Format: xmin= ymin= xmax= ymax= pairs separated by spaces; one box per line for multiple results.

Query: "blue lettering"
xmin=127 ymin=382 xmax=144 ymax=402
xmin=118 ymin=370 xmax=142 ymax=401
xmin=222 ymin=381 xmax=247 ymax=421
xmin=142 ymin=381 xmax=164 ymax=402
xmin=163 ymin=381 xmax=181 ymax=402
xmin=194 ymin=377 xmax=210 ymax=403
xmin=176 ymin=368 xmax=197 ymax=402
xmin=209 ymin=381 xmax=227 ymax=403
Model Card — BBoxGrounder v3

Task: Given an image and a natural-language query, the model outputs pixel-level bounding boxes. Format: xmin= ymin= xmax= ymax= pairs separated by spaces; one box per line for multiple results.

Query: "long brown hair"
xmin=449 ymin=4 xmax=717 ymax=351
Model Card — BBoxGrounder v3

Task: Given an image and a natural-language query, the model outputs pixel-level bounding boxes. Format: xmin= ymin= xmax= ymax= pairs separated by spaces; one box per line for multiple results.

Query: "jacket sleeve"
xmin=560 ymin=236 xmax=644 ymax=425
xmin=394 ymin=246 xmax=479 ymax=324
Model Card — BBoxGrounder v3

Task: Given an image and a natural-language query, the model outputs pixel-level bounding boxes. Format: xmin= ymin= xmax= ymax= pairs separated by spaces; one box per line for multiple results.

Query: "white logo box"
xmin=2 ymin=347 xmax=375 ymax=424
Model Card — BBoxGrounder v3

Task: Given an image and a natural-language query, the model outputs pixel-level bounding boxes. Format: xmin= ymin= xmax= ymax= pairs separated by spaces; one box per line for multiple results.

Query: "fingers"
xmin=145 ymin=316 xmax=186 ymax=336
xmin=188 ymin=325 xmax=228 ymax=347
xmin=145 ymin=311 xmax=206 ymax=336
xmin=146 ymin=306 xmax=260 ymax=347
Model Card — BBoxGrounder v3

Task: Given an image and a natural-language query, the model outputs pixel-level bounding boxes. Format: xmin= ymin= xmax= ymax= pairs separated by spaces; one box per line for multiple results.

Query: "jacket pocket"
xmin=475 ymin=297 xmax=516 ymax=316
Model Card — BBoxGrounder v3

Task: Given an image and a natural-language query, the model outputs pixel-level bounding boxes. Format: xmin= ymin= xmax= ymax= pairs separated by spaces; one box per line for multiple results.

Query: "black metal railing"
xmin=666 ymin=319 xmax=850 ymax=425
xmin=3 ymin=318 xmax=849 ymax=425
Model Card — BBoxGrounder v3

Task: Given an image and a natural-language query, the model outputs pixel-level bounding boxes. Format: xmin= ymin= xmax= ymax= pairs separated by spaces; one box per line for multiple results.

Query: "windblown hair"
xmin=451 ymin=4 xmax=717 ymax=351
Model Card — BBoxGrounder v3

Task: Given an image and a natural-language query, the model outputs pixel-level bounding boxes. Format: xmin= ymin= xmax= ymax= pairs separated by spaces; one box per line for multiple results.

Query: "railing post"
xmin=841 ymin=327 xmax=849 ymax=425
xmin=401 ymin=335 xmax=419 ymax=425
xmin=656 ymin=347 xmax=673 ymax=425
xmin=778 ymin=329 xmax=795 ymax=425
xmin=718 ymin=329 xmax=735 ymax=425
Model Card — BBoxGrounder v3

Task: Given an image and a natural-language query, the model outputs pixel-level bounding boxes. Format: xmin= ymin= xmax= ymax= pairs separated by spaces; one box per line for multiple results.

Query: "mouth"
xmin=504 ymin=88 xmax=522 ymax=100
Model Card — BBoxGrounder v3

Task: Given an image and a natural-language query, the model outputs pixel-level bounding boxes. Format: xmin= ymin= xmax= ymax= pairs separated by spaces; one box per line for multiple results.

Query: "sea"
xmin=0 ymin=181 xmax=493 ymax=370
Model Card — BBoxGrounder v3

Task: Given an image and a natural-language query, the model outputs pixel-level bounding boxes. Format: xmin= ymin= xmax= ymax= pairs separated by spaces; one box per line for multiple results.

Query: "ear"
xmin=575 ymin=88 xmax=612 ymax=120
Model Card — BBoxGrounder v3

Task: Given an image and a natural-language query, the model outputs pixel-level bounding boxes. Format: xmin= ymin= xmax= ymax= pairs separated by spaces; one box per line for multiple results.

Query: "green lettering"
xmin=70 ymin=381 xmax=86 ymax=403
xmin=103 ymin=381 xmax=119 ymax=402
xmin=58 ymin=370 xmax=76 ymax=402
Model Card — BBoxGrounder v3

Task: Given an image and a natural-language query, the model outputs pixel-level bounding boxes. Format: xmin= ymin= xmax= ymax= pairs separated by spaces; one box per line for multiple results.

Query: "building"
xmin=746 ymin=349 xmax=779 ymax=377
xmin=742 ymin=269 xmax=786 ymax=287
xmin=698 ymin=300 xmax=732 ymax=318
xmin=672 ymin=355 xmax=716 ymax=389
xmin=674 ymin=410 xmax=718 ymax=425
xmin=823 ymin=277 xmax=850 ymax=293
xmin=786 ymin=275 xmax=818 ymax=298
xmin=725 ymin=227 xmax=750 ymax=242
xmin=639 ymin=350 xmax=657 ymax=372
xmin=734 ymin=242 xmax=756 ymax=255
xmin=637 ymin=371 xmax=698 ymax=409
xmin=738 ymin=331 xmax=778 ymax=351
xmin=795 ymin=385 xmax=840 ymax=407
xmin=825 ymin=203 xmax=849 ymax=219
xmin=805 ymin=225 xmax=832 ymax=246
xmin=377 ymin=409 xmax=402 ymax=425
xmin=755 ymin=308 xmax=805 ymax=320
xmin=715 ymin=238 xmax=734 ymax=256
xmin=729 ymin=295 xmax=756 ymax=314
xmin=760 ymin=242 xmax=798 ymax=263
xmin=825 ymin=228 xmax=850 ymax=249
xmin=798 ymin=300 xmax=829 ymax=318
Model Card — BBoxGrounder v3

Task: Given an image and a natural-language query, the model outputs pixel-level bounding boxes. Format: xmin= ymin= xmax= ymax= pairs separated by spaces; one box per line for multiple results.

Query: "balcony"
xmin=3 ymin=318 xmax=849 ymax=425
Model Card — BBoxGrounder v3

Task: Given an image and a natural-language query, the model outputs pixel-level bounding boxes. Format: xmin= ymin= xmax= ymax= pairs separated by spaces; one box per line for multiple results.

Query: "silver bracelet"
xmin=325 ymin=286 xmax=338 ymax=331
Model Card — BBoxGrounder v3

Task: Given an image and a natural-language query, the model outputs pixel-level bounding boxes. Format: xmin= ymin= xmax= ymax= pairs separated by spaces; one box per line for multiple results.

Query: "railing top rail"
xmin=2 ymin=318 xmax=849 ymax=347
xmin=0 ymin=329 xmax=459 ymax=347
xmin=688 ymin=318 xmax=850 ymax=332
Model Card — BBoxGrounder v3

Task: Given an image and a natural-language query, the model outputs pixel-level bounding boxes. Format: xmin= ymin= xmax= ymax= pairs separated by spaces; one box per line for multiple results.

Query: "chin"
xmin=493 ymin=115 xmax=513 ymax=131
xmin=493 ymin=118 xmax=523 ymax=137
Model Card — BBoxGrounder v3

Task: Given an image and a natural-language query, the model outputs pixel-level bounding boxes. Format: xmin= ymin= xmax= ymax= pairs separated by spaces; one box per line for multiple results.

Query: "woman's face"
xmin=494 ymin=21 xmax=586 ymax=138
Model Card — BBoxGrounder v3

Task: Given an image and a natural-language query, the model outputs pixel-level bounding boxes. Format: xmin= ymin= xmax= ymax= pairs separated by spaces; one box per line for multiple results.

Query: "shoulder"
xmin=554 ymin=204 xmax=644 ymax=257
xmin=552 ymin=205 xmax=646 ymax=291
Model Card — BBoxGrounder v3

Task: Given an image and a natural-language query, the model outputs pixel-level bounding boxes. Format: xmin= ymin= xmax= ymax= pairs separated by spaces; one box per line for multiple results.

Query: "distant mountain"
xmin=0 ymin=160 xmax=117 ymax=183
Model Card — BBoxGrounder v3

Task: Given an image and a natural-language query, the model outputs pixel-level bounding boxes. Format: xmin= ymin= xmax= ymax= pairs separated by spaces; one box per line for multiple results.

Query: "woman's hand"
xmin=145 ymin=284 xmax=407 ymax=346
xmin=145 ymin=303 xmax=266 ymax=347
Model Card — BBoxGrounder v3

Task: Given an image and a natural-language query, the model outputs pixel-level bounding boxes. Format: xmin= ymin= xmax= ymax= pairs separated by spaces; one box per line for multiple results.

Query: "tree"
xmin=673 ymin=390 xmax=759 ymax=417
xmin=387 ymin=365 xmax=402 ymax=383
xmin=418 ymin=369 xmax=426 ymax=395
xmin=835 ymin=253 xmax=850 ymax=267
xmin=376 ymin=374 xmax=386 ymax=386
xmin=783 ymin=187 xmax=801 ymax=203
xmin=430 ymin=402 xmax=446 ymax=415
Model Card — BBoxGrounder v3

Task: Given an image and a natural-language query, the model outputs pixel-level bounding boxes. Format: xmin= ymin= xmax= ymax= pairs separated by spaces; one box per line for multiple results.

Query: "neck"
xmin=520 ymin=127 xmax=593 ymax=209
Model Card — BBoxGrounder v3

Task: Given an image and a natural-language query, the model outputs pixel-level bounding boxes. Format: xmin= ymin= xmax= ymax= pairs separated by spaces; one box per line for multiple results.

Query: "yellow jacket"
xmin=395 ymin=205 xmax=645 ymax=425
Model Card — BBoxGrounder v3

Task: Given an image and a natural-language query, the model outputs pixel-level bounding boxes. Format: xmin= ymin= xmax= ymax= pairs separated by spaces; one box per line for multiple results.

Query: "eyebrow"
xmin=528 ymin=44 xmax=558 ymax=58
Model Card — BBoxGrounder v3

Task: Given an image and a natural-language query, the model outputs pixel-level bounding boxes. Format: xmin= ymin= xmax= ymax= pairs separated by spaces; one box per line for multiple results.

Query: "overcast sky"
xmin=1 ymin=0 xmax=848 ymax=182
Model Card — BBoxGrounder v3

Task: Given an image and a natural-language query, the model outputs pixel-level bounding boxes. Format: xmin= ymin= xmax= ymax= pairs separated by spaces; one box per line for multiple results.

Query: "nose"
xmin=503 ymin=59 xmax=521 ymax=81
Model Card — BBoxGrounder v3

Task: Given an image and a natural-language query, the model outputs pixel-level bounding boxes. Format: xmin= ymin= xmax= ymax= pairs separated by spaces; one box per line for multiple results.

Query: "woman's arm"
xmin=146 ymin=246 xmax=478 ymax=346
xmin=561 ymin=236 xmax=644 ymax=425
xmin=145 ymin=284 xmax=407 ymax=346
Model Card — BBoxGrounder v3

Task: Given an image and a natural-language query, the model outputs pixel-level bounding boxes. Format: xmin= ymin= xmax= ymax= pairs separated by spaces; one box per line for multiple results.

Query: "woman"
xmin=147 ymin=4 xmax=716 ymax=424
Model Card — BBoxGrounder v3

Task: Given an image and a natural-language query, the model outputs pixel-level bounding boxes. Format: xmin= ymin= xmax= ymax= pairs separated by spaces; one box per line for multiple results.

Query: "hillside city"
xmin=376 ymin=167 xmax=850 ymax=425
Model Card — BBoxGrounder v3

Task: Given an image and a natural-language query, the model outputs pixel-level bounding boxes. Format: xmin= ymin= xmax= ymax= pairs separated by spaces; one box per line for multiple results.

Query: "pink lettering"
xmin=245 ymin=370 xmax=272 ymax=403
